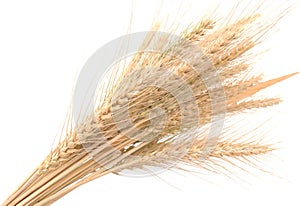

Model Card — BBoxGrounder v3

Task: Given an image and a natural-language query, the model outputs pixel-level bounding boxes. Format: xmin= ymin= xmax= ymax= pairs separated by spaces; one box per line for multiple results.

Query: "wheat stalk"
xmin=2 ymin=1 xmax=299 ymax=205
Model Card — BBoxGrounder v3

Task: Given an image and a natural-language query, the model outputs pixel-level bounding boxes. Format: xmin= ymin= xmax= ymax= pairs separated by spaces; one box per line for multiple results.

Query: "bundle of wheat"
xmin=2 ymin=1 xmax=298 ymax=205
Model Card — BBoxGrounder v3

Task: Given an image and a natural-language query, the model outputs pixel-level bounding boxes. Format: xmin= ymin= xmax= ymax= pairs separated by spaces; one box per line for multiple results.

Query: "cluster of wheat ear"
xmin=2 ymin=2 xmax=298 ymax=206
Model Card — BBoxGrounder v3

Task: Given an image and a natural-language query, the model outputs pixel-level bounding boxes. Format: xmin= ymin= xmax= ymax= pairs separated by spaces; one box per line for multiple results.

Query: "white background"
xmin=0 ymin=0 xmax=300 ymax=205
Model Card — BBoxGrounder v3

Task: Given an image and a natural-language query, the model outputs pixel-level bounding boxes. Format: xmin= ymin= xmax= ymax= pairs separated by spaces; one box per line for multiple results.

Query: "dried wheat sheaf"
xmin=3 ymin=1 xmax=299 ymax=206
